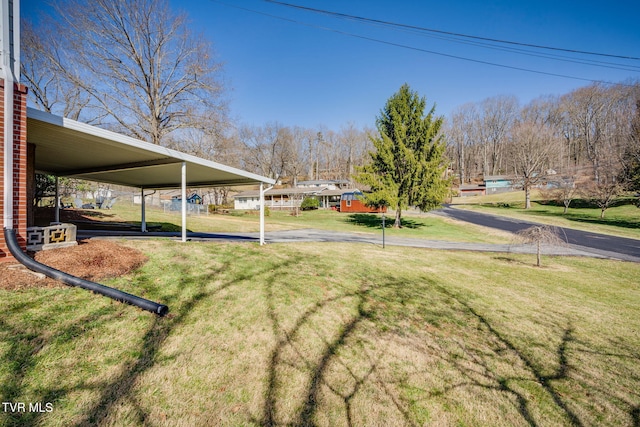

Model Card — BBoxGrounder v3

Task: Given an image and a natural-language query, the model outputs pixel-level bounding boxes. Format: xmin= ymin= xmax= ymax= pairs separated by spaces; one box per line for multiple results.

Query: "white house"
xmin=234 ymin=188 xmax=324 ymax=210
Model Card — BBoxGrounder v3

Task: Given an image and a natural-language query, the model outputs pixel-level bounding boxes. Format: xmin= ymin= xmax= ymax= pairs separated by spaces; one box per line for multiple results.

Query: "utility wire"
xmin=358 ymin=15 xmax=640 ymax=72
xmin=410 ymin=32 xmax=640 ymax=73
xmin=210 ymin=0 xmax=638 ymax=86
xmin=263 ymin=0 xmax=640 ymax=62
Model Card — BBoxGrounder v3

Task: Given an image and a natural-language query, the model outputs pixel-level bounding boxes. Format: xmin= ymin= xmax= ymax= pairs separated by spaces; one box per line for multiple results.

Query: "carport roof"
xmin=26 ymin=108 xmax=275 ymax=189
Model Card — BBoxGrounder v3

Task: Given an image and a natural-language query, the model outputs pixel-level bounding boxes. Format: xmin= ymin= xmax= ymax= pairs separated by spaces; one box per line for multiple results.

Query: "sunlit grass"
xmin=453 ymin=192 xmax=640 ymax=240
xmin=96 ymin=202 xmax=513 ymax=244
xmin=1 ymin=241 xmax=639 ymax=426
xmin=450 ymin=189 xmax=546 ymax=206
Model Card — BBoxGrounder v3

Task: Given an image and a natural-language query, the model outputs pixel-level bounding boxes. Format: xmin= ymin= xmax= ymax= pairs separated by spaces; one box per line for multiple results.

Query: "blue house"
xmin=483 ymin=175 xmax=514 ymax=194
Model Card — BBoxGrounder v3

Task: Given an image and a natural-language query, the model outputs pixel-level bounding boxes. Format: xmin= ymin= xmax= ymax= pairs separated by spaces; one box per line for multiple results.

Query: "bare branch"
xmin=515 ymin=225 xmax=567 ymax=267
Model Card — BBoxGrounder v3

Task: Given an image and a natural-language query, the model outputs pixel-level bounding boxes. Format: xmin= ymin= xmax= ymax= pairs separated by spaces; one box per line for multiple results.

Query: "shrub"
xmin=208 ymin=204 xmax=233 ymax=214
xmin=300 ymin=197 xmax=319 ymax=211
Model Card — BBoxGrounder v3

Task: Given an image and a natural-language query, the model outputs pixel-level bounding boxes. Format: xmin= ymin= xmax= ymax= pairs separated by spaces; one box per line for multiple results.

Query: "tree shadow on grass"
xmin=345 ymin=214 xmax=426 ymax=229
xmin=69 ymin=253 xmax=302 ymax=427
xmin=632 ymin=406 xmax=640 ymax=427
xmin=517 ymin=198 xmax=640 ymax=229
xmin=527 ymin=209 xmax=640 ymax=230
xmin=0 ymin=244 xmax=299 ymax=427
xmin=0 ymin=305 xmax=127 ymax=427
xmin=34 ymin=207 xmax=118 ymax=226
xmin=253 ymin=266 xmax=640 ymax=426
xmin=255 ymin=276 xmax=419 ymax=427
xmin=565 ymin=214 xmax=640 ymax=230
xmin=6 ymin=246 xmax=638 ymax=426
xmin=436 ymin=285 xmax=640 ymax=427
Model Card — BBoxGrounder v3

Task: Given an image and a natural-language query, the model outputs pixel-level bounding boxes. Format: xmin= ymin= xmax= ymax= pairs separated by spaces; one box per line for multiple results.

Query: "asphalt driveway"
xmin=80 ymin=226 xmax=627 ymax=261
xmin=434 ymin=205 xmax=640 ymax=262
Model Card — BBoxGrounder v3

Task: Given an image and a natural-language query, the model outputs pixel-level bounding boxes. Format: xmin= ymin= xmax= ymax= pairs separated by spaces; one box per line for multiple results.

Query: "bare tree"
xmin=446 ymin=97 xmax=518 ymax=182
xmin=446 ymin=103 xmax=478 ymax=184
xmin=21 ymin=20 xmax=91 ymax=120
xmin=622 ymin=96 xmax=640 ymax=191
xmin=29 ymin=0 xmax=228 ymax=146
xmin=321 ymin=130 xmax=343 ymax=180
xmin=610 ymin=83 xmax=640 ymax=190
xmin=545 ymin=175 xmax=577 ymax=214
xmin=337 ymin=123 xmax=373 ymax=185
xmin=581 ymin=174 xmax=625 ymax=219
xmin=239 ymin=123 xmax=292 ymax=182
xmin=509 ymin=120 xmax=559 ymax=209
xmin=560 ymin=84 xmax=629 ymax=184
xmin=515 ymin=225 xmax=567 ymax=267
xmin=287 ymin=127 xmax=314 ymax=186
xmin=337 ymin=123 xmax=358 ymax=183
xmin=478 ymin=95 xmax=519 ymax=176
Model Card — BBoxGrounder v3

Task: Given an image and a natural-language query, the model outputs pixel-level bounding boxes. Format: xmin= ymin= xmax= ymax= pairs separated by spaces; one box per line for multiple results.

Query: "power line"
xmin=354 ymin=15 xmax=640 ymax=72
xmin=263 ymin=0 xmax=640 ymax=62
xmin=210 ymin=0 xmax=638 ymax=86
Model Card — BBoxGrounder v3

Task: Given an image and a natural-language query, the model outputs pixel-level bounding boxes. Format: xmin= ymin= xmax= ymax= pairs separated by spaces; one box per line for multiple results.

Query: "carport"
xmin=26 ymin=108 xmax=276 ymax=244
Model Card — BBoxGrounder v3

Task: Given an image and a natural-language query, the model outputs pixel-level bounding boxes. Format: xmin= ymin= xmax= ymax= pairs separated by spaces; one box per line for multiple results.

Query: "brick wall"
xmin=0 ymin=79 xmax=29 ymax=261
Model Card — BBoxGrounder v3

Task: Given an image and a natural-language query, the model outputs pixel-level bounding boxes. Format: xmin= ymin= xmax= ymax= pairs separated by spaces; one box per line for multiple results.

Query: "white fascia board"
xmin=26 ymin=108 xmax=276 ymax=185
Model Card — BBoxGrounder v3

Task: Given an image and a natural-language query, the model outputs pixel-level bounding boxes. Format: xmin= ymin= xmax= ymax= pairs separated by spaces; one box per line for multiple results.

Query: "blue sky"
xmin=24 ymin=0 xmax=640 ymax=130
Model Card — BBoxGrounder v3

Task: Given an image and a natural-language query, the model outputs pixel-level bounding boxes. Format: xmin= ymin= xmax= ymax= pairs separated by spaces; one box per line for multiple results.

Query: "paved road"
xmin=435 ymin=205 xmax=640 ymax=262
xmin=80 ymin=228 xmax=614 ymax=260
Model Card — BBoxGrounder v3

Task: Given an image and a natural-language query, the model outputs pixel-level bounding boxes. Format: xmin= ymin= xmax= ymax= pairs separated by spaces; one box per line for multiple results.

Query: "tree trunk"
xmin=394 ymin=208 xmax=402 ymax=228
xmin=525 ymin=186 xmax=531 ymax=209
xmin=536 ymin=240 xmax=541 ymax=267
xmin=600 ymin=207 xmax=606 ymax=219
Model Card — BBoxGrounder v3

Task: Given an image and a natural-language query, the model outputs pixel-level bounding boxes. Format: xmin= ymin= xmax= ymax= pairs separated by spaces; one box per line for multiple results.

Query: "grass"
xmin=74 ymin=202 xmax=513 ymax=244
xmin=451 ymin=191 xmax=640 ymax=240
xmin=1 ymin=241 xmax=639 ymax=426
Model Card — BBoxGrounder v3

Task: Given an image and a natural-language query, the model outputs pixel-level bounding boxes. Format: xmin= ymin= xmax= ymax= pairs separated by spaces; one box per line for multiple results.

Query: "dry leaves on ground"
xmin=0 ymin=240 xmax=148 ymax=290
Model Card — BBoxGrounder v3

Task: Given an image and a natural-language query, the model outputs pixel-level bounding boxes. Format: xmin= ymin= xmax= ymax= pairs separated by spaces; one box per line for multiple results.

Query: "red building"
xmin=338 ymin=191 xmax=386 ymax=213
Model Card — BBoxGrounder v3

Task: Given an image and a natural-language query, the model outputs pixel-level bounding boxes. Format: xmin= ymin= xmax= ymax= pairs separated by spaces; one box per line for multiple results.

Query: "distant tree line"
xmin=232 ymin=122 xmax=374 ymax=186
xmin=446 ymin=81 xmax=640 ymax=213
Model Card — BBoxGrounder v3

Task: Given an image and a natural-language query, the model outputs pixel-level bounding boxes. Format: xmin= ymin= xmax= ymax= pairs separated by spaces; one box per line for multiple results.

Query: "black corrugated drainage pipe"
xmin=4 ymin=228 xmax=168 ymax=316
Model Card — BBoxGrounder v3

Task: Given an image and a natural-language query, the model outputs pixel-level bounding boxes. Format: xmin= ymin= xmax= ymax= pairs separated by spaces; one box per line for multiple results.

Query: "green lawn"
xmin=452 ymin=191 xmax=640 ymax=240
xmin=1 ymin=241 xmax=639 ymax=426
xmin=90 ymin=202 xmax=513 ymax=244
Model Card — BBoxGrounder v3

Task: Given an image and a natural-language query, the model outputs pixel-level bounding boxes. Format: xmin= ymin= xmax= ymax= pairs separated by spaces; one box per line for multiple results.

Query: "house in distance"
xmin=338 ymin=191 xmax=386 ymax=213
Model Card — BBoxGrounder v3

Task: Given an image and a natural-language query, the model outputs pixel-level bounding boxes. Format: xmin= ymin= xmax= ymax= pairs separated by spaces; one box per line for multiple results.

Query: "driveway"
xmin=434 ymin=205 xmax=640 ymax=262
xmin=80 ymin=227 xmax=618 ymax=260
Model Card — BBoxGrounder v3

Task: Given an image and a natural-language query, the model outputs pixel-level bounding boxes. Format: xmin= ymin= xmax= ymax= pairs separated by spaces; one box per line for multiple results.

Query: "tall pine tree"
xmin=356 ymin=84 xmax=450 ymax=228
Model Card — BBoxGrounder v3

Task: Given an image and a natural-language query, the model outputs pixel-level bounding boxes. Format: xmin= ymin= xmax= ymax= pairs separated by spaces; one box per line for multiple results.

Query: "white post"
xmin=259 ymin=183 xmax=273 ymax=246
xmin=181 ymin=162 xmax=187 ymax=242
xmin=141 ymin=187 xmax=147 ymax=232
xmin=54 ymin=176 xmax=60 ymax=223
xmin=260 ymin=182 xmax=265 ymax=245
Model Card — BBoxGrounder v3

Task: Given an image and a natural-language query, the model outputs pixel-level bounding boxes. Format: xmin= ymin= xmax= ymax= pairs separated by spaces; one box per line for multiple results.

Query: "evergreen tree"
xmin=356 ymin=84 xmax=450 ymax=228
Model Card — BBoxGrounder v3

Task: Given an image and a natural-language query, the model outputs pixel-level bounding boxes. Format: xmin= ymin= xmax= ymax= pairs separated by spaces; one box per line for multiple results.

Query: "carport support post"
xmin=260 ymin=183 xmax=264 ymax=245
xmin=181 ymin=162 xmax=187 ymax=242
xmin=54 ymin=176 xmax=60 ymax=224
xmin=141 ymin=187 xmax=147 ymax=232
xmin=260 ymin=182 xmax=273 ymax=246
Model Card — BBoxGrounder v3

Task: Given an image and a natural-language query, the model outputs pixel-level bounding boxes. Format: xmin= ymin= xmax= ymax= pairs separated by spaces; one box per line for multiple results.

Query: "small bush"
xmin=301 ymin=197 xmax=319 ymax=211
xmin=209 ymin=204 xmax=233 ymax=214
